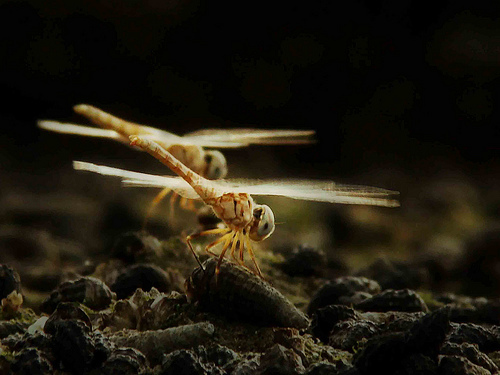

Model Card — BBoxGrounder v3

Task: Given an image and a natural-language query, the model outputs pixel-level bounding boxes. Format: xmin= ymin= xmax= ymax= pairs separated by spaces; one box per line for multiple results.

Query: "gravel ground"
xmin=0 ymin=162 xmax=499 ymax=374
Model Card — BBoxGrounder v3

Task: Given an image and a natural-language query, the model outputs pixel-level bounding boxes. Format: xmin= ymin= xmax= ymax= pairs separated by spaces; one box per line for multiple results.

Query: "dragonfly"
xmin=38 ymin=104 xmax=315 ymax=224
xmin=74 ymin=135 xmax=400 ymax=279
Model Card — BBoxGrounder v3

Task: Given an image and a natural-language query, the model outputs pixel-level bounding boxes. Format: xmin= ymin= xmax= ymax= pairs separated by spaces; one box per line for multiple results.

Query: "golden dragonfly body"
xmin=74 ymin=135 xmax=399 ymax=278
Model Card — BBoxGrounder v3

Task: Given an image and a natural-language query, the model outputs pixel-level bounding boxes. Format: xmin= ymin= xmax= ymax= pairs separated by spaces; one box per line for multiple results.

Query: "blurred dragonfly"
xmin=38 ymin=104 xmax=315 ymax=225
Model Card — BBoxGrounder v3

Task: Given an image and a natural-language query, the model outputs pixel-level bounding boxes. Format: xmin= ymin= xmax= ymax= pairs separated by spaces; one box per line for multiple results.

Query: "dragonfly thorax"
xmin=211 ymin=192 xmax=254 ymax=229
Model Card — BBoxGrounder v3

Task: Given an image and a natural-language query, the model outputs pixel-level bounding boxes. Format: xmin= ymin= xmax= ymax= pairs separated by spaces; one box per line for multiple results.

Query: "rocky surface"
xmin=1 ymin=166 xmax=499 ymax=374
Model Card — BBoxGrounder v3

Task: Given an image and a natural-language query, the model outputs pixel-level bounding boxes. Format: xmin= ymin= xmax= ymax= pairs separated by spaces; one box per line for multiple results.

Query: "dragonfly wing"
xmin=73 ymin=161 xmax=201 ymax=200
xmin=182 ymin=128 xmax=316 ymax=148
xmin=227 ymin=179 xmax=400 ymax=207
xmin=38 ymin=121 xmax=124 ymax=140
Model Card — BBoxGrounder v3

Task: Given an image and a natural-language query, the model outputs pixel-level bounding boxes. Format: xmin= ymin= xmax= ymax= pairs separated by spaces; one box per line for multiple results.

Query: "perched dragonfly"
xmin=74 ymin=135 xmax=400 ymax=279
xmin=38 ymin=104 xmax=316 ymax=224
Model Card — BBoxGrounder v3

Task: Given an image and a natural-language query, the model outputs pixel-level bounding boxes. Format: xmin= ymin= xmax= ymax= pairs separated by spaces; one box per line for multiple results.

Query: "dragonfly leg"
xmin=245 ymin=233 xmax=264 ymax=280
xmin=186 ymin=227 xmax=231 ymax=269
xmin=179 ymin=196 xmax=198 ymax=213
xmin=205 ymin=231 xmax=233 ymax=257
xmin=239 ymin=232 xmax=245 ymax=263
xmin=229 ymin=231 xmax=240 ymax=265
xmin=238 ymin=232 xmax=256 ymax=273
xmin=215 ymin=231 xmax=236 ymax=284
xmin=142 ymin=188 xmax=171 ymax=230
xmin=168 ymin=191 xmax=179 ymax=222
xmin=229 ymin=231 xmax=240 ymax=264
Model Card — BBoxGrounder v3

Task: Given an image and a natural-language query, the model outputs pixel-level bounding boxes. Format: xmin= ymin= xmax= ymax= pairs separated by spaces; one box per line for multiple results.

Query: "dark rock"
xmin=448 ymin=323 xmax=500 ymax=353
xmin=353 ymin=331 xmax=408 ymax=374
xmin=44 ymin=302 xmax=92 ymax=331
xmin=436 ymin=293 xmax=500 ymax=325
xmin=160 ymin=349 xmax=209 ymax=375
xmin=10 ymin=348 xmax=53 ymax=375
xmin=101 ymin=347 xmax=149 ymax=375
xmin=307 ymin=277 xmax=381 ymax=315
xmin=329 ymin=319 xmax=380 ymax=352
xmin=0 ymin=264 xmax=21 ymax=300
xmin=257 ymin=344 xmax=305 ymax=375
xmin=310 ymin=305 xmax=360 ymax=343
xmin=278 ymin=245 xmax=327 ymax=277
xmin=305 ymin=360 xmax=359 ymax=375
xmin=395 ymin=353 xmax=438 ymax=375
xmin=439 ymin=355 xmax=492 ymax=375
xmin=111 ymin=231 xmax=161 ymax=264
xmin=383 ymin=312 xmax=426 ymax=333
xmin=441 ymin=342 xmax=498 ymax=374
xmin=486 ymin=351 xmax=500 ymax=372
xmin=194 ymin=344 xmax=239 ymax=369
xmin=0 ymin=320 xmax=27 ymax=339
xmin=2 ymin=331 xmax=52 ymax=356
xmin=353 ymin=308 xmax=450 ymax=374
xmin=231 ymin=355 xmax=260 ymax=375
xmin=355 ymin=289 xmax=428 ymax=313
xmin=405 ymin=307 xmax=451 ymax=358
xmin=337 ymin=291 xmax=372 ymax=306
xmin=40 ymin=276 xmax=115 ymax=314
xmin=111 ymin=263 xmax=173 ymax=300
xmin=46 ymin=319 xmax=111 ymax=374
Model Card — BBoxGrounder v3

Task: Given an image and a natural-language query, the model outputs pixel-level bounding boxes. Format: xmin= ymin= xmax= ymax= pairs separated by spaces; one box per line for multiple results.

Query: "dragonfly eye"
xmin=204 ymin=150 xmax=228 ymax=180
xmin=249 ymin=204 xmax=275 ymax=241
xmin=253 ymin=207 xmax=262 ymax=219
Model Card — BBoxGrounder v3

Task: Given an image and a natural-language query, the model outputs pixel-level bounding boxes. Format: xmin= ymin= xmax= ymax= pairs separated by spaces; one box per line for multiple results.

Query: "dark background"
xmin=0 ymin=0 xmax=498 ymax=195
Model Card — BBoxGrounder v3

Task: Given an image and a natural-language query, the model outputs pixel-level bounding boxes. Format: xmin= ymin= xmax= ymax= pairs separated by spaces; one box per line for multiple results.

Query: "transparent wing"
xmin=181 ymin=128 xmax=316 ymax=148
xmin=37 ymin=120 xmax=124 ymax=140
xmin=37 ymin=119 xmax=199 ymax=149
xmin=74 ymin=162 xmax=399 ymax=207
xmin=73 ymin=161 xmax=201 ymax=200
xmin=40 ymin=105 xmax=315 ymax=148
xmin=225 ymin=179 xmax=400 ymax=207
xmin=37 ymin=120 xmax=188 ymax=151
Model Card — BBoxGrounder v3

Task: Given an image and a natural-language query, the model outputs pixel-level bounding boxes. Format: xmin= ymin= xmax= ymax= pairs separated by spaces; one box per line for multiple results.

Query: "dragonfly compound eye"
xmin=249 ymin=204 xmax=275 ymax=241
xmin=204 ymin=150 xmax=228 ymax=179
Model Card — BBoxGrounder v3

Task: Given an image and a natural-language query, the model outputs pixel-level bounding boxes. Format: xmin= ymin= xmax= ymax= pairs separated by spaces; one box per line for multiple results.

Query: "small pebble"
xmin=257 ymin=344 xmax=305 ymax=375
xmin=439 ymin=355 xmax=491 ymax=375
xmin=111 ymin=231 xmax=161 ymax=264
xmin=11 ymin=347 xmax=53 ymax=375
xmin=40 ymin=276 xmax=115 ymax=314
xmin=307 ymin=276 xmax=381 ymax=315
xmin=111 ymin=263 xmax=176 ymax=300
xmin=355 ymin=289 xmax=428 ymax=313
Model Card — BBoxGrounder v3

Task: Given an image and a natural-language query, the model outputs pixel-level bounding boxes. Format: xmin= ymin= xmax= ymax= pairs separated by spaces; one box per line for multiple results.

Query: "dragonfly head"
xmin=249 ymin=204 xmax=275 ymax=241
xmin=203 ymin=150 xmax=228 ymax=180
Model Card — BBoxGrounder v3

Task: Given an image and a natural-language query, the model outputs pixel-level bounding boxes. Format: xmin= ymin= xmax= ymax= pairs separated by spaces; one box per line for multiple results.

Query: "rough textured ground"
xmin=0 ymin=163 xmax=499 ymax=374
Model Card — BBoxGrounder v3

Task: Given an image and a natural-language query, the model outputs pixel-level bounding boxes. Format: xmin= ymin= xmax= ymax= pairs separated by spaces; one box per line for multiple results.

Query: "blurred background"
xmin=0 ymin=0 xmax=499 ymax=299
